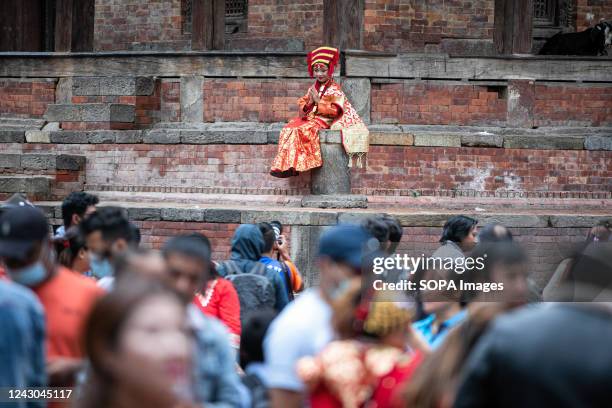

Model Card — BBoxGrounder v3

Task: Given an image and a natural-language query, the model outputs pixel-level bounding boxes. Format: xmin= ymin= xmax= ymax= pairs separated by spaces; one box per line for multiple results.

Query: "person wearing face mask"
xmin=270 ymin=46 xmax=370 ymax=177
xmin=263 ymin=224 xmax=374 ymax=408
xmin=79 ymin=206 xmax=133 ymax=291
xmin=0 ymin=205 xmax=104 ymax=387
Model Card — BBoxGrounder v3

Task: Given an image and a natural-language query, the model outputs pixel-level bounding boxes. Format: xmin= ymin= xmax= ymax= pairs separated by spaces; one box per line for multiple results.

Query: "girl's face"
xmin=313 ymin=64 xmax=330 ymax=83
xmin=118 ymin=294 xmax=193 ymax=392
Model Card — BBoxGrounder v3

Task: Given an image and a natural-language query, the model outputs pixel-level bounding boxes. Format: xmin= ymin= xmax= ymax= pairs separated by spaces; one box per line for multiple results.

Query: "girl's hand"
xmin=309 ymin=87 xmax=320 ymax=104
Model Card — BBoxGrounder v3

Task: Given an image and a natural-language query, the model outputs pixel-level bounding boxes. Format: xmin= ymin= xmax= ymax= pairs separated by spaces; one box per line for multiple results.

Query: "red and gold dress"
xmin=297 ymin=341 xmax=423 ymax=408
xmin=270 ymin=79 xmax=369 ymax=178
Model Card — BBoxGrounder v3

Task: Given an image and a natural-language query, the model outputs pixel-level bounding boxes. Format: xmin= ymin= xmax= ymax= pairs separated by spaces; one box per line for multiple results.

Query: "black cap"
xmin=0 ymin=193 xmax=35 ymax=215
xmin=0 ymin=206 xmax=49 ymax=261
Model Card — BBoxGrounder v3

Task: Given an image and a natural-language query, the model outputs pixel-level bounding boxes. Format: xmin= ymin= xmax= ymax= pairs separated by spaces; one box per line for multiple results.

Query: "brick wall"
xmin=576 ymin=0 xmax=612 ymax=31
xmin=364 ymin=0 xmax=495 ymax=52
xmin=0 ymin=79 xmax=55 ymax=118
xmin=350 ymin=146 xmax=611 ymax=194
xmin=94 ymin=0 xmax=189 ymax=51
xmin=15 ymin=143 xmax=311 ymax=195
xmin=243 ymin=0 xmax=324 ymax=50
xmin=161 ymin=80 xmax=181 ymax=122
xmin=136 ymin=221 xmax=293 ymax=263
xmin=203 ymin=79 xmax=311 ymax=122
xmin=534 ymin=84 xmax=612 ymax=127
xmin=371 ymin=82 xmax=506 ymax=125
xmin=6 ymin=143 xmax=608 ymax=196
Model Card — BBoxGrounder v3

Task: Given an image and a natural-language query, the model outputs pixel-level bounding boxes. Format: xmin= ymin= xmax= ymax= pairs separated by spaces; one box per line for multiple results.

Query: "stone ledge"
xmin=414 ymin=133 xmax=462 ymax=147
xmin=73 ymin=77 xmax=155 ymax=96
xmin=3 ymin=124 xmax=611 ymax=151
xmin=0 ymin=176 xmax=51 ymax=194
xmin=585 ymin=135 xmax=612 ymax=151
xmin=33 ymin=201 xmax=612 ymax=229
xmin=0 ymin=153 xmax=85 ymax=170
xmin=45 ymin=103 xmax=135 ymax=122
xmin=0 ymin=130 xmax=25 ymax=143
xmin=301 ymin=194 xmax=368 ymax=209
xmin=503 ymin=135 xmax=585 ymax=150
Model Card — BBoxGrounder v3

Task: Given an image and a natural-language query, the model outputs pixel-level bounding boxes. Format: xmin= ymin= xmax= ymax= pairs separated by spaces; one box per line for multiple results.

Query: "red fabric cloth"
xmin=0 ymin=266 xmax=7 ymax=280
xmin=371 ymin=350 xmax=424 ymax=408
xmin=193 ymin=277 xmax=241 ymax=340
xmin=305 ymin=346 xmax=423 ymax=408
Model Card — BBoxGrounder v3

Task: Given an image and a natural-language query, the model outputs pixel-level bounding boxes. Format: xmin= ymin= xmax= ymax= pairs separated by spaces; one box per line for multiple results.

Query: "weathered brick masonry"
xmin=0 ymin=79 xmax=55 ymax=118
xmin=94 ymin=0 xmax=189 ymax=51
xmin=363 ymin=0 xmax=495 ymax=52
xmin=3 ymin=142 xmax=608 ymax=196
xmin=577 ymin=0 xmax=612 ymax=30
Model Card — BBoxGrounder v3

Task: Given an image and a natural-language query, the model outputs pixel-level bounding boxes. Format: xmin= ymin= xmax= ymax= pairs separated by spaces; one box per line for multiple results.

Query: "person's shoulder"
xmin=188 ymin=304 xmax=229 ymax=337
xmin=216 ymin=276 xmax=238 ymax=292
xmin=271 ymin=290 xmax=327 ymax=327
xmin=57 ymin=267 xmax=105 ymax=295
xmin=0 ymin=279 xmax=42 ymax=310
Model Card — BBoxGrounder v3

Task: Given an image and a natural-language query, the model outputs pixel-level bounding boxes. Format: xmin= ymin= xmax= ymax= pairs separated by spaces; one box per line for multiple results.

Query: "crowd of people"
xmin=1 ymin=191 xmax=611 ymax=408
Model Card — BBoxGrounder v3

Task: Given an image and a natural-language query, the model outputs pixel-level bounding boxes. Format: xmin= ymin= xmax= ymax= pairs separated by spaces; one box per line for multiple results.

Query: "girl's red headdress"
xmin=307 ymin=46 xmax=339 ymax=78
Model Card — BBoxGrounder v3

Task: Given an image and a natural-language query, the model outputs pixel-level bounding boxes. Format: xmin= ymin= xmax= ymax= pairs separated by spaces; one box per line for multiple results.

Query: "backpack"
xmin=221 ymin=260 xmax=276 ymax=323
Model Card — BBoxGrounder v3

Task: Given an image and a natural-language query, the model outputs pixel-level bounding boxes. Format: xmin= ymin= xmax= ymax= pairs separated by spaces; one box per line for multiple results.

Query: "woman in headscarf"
xmin=270 ymin=46 xmax=369 ymax=178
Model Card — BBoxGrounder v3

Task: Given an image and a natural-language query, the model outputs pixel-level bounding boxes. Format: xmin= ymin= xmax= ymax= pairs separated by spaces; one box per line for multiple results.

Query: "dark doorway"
xmin=0 ymin=0 xmax=54 ymax=51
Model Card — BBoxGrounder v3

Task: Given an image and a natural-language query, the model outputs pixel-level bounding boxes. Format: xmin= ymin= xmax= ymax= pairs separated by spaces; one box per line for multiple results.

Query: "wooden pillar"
xmin=192 ymin=0 xmax=225 ymax=50
xmin=54 ymin=0 xmax=93 ymax=52
xmin=323 ymin=0 xmax=364 ymax=50
xmin=495 ymin=0 xmax=533 ymax=54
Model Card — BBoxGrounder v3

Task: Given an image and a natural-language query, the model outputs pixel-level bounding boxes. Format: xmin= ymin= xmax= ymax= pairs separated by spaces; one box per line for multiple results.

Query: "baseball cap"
xmin=0 ymin=206 xmax=50 ymax=261
xmin=0 ymin=193 xmax=35 ymax=215
xmin=317 ymin=224 xmax=377 ymax=269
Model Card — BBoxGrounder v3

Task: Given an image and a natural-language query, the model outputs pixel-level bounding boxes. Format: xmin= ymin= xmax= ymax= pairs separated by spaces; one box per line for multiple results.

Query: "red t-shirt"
xmin=33 ymin=267 xmax=104 ymax=360
xmin=193 ymin=277 xmax=241 ymax=347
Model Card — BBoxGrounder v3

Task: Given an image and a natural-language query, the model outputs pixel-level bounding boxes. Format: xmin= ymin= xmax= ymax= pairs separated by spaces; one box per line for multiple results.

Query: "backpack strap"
xmin=249 ymin=262 xmax=267 ymax=276
xmin=280 ymin=261 xmax=294 ymax=301
xmin=222 ymin=260 xmax=239 ymax=276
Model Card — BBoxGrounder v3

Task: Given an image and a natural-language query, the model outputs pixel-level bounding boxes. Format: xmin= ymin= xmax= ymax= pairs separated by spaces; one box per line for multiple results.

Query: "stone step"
xmin=0 ymin=153 xmax=85 ymax=171
xmin=0 ymin=117 xmax=45 ymax=131
xmin=5 ymin=124 xmax=610 ymax=150
xmin=88 ymin=190 xmax=611 ymax=212
xmin=72 ymin=77 xmax=155 ymax=96
xmin=44 ymin=104 xmax=135 ymax=123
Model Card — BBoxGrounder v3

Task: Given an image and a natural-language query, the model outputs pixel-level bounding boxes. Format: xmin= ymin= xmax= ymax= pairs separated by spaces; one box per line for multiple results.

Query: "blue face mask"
xmin=89 ymin=253 xmax=113 ymax=279
xmin=8 ymin=262 xmax=48 ymax=287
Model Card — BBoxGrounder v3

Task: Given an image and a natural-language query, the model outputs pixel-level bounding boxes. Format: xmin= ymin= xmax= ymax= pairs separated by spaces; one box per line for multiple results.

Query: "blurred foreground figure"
xmin=0 ymin=205 xmax=103 ymax=387
xmin=264 ymin=224 xmax=374 ymax=408
xmin=454 ymin=242 xmax=612 ymax=408
xmin=404 ymin=304 xmax=506 ymax=408
xmin=297 ymin=280 xmax=425 ymax=408
xmin=77 ymin=278 xmax=197 ymax=408
xmin=0 ymin=279 xmax=46 ymax=408
xmin=162 ymin=235 xmax=246 ymax=407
